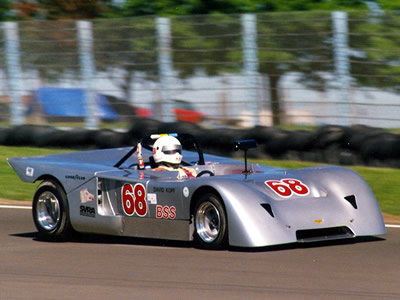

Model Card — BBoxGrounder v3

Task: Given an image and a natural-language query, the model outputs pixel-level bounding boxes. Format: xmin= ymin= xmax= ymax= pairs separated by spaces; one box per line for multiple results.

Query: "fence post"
xmin=77 ymin=20 xmax=98 ymax=129
xmin=4 ymin=22 xmax=25 ymax=126
xmin=156 ymin=17 xmax=174 ymax=122
xmin=332 ymin=11 xmax=351 ymax=126
xmin=242 ymin=14 xmax=259 ymax=127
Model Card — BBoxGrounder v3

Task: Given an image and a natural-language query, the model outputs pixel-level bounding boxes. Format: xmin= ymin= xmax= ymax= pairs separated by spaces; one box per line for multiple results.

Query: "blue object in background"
xmin=35 ymin=87 xmax=119 ymax=120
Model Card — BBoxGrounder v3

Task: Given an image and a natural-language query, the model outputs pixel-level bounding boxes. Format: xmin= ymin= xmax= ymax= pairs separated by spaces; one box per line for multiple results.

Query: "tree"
xmin=11 ymin=0 xmax=374 ymax=124
xmin=10 ymin=0 xmax=115 ymax=20
xmin=0 ymin=0 xmax=11 ymax=21
xmin=348 ymin=10 xmax=400 ymax=92
xmin=122 ymin=0 xmax=254 ymax=16
xmin=121 ymin=0 xmax=371 ymax=125
xmin=8 ymin=0 xmax=382 ymax=125
xmin=37 ymin=0 xmax=113 ymax=19
xmin=122 ymin=0 xmax=368 ymax=16
xmin=167 ymin=12 xmax=335 ymax=125
xmin=171 ymin=14 xmax=242 ymax=78
xmin=376 ymin=0 xmax=400 ymax=10
xmin=256 ymin=11 xmax=334 ymax=125
xmin=11 ymin=1 xmax=39 ymax=19
xmin=18 ymin=19 xmax=80 ymax=83
xmin=92 ymin=17 xmax=158 ymax=102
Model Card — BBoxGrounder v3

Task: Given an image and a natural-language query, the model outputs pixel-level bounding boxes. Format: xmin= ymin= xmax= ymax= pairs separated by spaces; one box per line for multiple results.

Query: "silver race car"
xmin=8 ymin=133 xmax=386 ymax=249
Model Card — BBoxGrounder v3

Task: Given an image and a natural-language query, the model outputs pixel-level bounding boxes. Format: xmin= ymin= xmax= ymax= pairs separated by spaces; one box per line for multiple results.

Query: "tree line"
xmin=3 ymin=1 xmax=400 ymax=125
xmin=1 ymin=0 xmax=396 ymax=21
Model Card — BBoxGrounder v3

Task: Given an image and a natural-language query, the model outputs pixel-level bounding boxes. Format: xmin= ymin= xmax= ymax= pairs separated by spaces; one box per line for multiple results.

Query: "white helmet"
xmin=152 ymin=136 xmax=182 ymax=165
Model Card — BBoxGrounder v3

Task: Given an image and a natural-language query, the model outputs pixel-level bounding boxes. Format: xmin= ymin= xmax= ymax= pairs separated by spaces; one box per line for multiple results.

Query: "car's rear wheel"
xmin=32 ymin=180 xmax=72 ymax=241
xmin=193 ymin=193 xmax=227 ymax=250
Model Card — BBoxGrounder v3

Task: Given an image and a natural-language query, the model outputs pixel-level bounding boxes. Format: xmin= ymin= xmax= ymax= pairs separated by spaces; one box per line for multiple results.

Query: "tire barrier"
xmin=2 ymin=122 xmax=400 ymax=168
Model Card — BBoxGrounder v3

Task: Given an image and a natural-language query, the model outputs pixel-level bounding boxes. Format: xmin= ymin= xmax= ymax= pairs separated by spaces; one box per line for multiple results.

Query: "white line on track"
xmin=0 ymin=205 xmax=31 ymax=210
xmin=1 ymin=205 xmax=400 ymax=228
xmin=386 ymin=224 xmax=400 ymax=228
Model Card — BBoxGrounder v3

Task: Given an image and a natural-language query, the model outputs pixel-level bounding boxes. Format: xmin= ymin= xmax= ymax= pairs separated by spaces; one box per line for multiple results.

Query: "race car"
xmin=7 ymin=133 xmax=386 ymax=249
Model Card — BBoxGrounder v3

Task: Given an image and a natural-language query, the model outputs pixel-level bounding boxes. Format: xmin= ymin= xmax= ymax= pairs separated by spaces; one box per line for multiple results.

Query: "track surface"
xmin=0 ymin=207 xmax=399 ymax=300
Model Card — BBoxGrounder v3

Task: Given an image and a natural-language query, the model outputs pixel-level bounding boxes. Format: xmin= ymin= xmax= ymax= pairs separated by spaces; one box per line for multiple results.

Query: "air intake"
xmin=261 ymin=203 xmax=274 ymax=218
xmin=344 ymin=195 xmax=358 ymax=209
xmin=296 ymin=226 xmax=354 ymax=243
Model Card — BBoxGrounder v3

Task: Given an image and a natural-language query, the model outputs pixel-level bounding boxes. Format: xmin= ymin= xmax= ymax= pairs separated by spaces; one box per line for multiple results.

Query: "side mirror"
xmin=233 ymin=139 xmax=257 ymax=175
xmin=234 ymin=139 xmax=257 ymax=151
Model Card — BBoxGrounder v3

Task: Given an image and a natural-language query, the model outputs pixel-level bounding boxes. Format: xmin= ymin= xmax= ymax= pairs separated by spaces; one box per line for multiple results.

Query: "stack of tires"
xmin=1 ymin=122 xmax=400 ymax=168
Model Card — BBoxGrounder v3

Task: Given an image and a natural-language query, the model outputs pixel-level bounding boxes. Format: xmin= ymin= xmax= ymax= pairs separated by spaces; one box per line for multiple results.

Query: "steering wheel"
xmin=196 ymin=170 xmax=215 ymax=177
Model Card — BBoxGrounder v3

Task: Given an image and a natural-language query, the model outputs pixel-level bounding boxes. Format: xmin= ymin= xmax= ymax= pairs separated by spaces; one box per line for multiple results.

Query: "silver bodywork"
xmin=8 ymin=146 xmax=386 ymax=247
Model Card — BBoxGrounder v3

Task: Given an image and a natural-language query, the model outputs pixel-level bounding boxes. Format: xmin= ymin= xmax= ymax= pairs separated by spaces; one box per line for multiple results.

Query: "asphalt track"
xmin=1 ymin=205 xmax=399 ymax=300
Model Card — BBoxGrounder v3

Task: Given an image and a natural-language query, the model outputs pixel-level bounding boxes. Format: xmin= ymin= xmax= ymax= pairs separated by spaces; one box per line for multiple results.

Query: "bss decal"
xmin=156 ymin=205 xmax=176 ymax=219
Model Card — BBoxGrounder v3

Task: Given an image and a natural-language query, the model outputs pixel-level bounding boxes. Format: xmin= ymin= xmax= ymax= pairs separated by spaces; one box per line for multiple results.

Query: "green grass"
xmin=351 ymin=166 xmax=400 ymax=216
xmin=1 ymin=146 xmax=399 ymax=216
xmin=0 ymin=146 xmax=74 ymax=201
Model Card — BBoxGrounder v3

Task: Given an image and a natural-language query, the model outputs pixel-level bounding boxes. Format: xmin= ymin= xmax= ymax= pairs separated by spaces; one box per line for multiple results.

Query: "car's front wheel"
xmin=32 ymin=180 xmax=72 ymax=241
xmin=193 ymin=193 xmax=228 ymax=250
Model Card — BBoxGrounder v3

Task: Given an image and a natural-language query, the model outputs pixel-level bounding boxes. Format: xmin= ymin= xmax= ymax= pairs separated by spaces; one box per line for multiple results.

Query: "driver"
xmin=152 ymin=135 xmax=197 ymax=179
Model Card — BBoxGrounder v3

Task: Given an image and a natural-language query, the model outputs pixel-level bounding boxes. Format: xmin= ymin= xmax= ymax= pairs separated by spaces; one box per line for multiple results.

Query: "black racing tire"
xmin=32 ymin=180 xmax=72 ymax=241
xmin=193 ymin=193 xmax=228 ymax=250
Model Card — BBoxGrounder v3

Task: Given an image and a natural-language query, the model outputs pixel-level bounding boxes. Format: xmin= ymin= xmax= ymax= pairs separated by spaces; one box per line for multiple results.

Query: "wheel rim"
xmin=195 ymin=201 xmax=221 ymax=243
xmin=36 ymin=191 xmax=61 ymax=231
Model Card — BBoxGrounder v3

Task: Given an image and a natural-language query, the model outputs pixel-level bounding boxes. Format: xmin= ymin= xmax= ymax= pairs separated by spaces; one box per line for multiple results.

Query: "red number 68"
xmin=121 ymin=183 xmax=147 ymax=216
xmin=265 ymin=179 xmax=310 ymax=198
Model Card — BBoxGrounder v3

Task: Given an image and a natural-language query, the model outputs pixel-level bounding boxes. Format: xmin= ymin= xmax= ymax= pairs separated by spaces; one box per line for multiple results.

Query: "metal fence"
xmin=2 ymin=11 xmax=400 ymax=129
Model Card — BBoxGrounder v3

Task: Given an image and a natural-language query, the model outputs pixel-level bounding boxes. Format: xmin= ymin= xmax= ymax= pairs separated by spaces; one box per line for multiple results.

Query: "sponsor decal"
xmin=313 ymin=219 xmax=324 ymax=224
xmin=80 ymin=188 xmax=94 ymax=203
xmin=265 ymin=178 xmax=310 ymax=198
xmin=147 ymin=193 xmax=157 ymax=205
xmin=80 ymin=205 xmax=95 ymax=218
xmin=183 ymin=187 xmax=189 ymax=198
xmin=65 ymin=174 xmax=86 ymax=181
xmin=153 ymin=187 xmax=175 ymax=193
xmin=156 ymin=205 xmax=176 ymax=219
xmin=121 ymin=183 xmax=148 ymax=217
xmin=25 ymin=167 xmax=34 ymax=177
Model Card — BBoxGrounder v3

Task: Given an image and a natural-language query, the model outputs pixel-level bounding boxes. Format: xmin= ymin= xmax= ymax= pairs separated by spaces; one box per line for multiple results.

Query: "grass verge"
xmin=0 ymin=146 xmax=73 ymax=201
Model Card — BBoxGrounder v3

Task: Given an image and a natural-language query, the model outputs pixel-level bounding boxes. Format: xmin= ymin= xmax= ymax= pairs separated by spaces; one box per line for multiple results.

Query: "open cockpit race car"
xmin=8 ymin=133 xmax=386 ymax=249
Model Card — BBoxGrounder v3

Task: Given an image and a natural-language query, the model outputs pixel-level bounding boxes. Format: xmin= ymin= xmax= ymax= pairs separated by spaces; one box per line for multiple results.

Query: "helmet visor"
xmin=162 ymin=144 xmax=182 ymax=155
